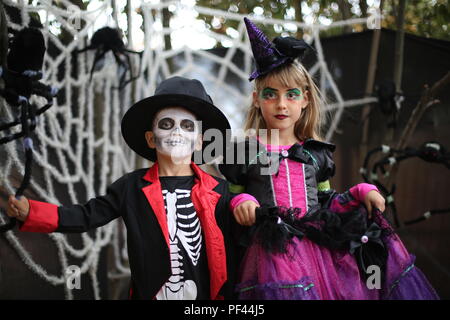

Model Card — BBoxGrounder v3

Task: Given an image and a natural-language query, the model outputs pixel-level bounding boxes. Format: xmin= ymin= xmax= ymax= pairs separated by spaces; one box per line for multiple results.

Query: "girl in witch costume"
xmin=218 ymin=18 xmax=439 ymax=300
xmin=5 ymin=76 xmax=238 ymax=300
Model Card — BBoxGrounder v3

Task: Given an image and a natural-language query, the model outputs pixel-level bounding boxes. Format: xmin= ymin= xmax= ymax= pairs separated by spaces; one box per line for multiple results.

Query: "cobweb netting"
xmin=0 ymin=0 xmax=380 ymax=299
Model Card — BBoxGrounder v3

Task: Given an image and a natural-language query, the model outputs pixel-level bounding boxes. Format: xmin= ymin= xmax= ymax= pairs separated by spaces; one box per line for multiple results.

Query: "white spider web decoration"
xmin=138 ymin=0 xmax=379 ymax=139
xmin=0 ymin=0 xmax=380 ymax=299
xmin=0 ymin=0 xmax=134 ymax=300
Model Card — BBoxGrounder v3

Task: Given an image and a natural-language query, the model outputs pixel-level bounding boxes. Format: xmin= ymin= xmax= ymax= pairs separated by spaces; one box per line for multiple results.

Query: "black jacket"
xmin=219 ymin=137 xmax=336 ymax=209
xmin=20 ymin=162 xmax=237 ymax=300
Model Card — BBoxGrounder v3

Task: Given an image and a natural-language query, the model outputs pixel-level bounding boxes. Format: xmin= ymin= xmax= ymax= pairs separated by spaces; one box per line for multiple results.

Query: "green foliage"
xmin=195 ymin=0 xmax=450 ymax=46
xmin=196 ymin=0 xmax=295 ymax=42
xmin=383 ymin=0 xmax=450 ymax=40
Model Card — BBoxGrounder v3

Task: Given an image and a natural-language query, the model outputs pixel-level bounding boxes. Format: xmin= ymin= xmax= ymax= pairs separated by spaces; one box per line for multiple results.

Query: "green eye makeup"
xmin=286 ymin=88 xmax=303 ymax=100
xmin=260 ymin=87 xmax=303 ymax=100
xmin=260 ymin=88 xmax=277 ymax=99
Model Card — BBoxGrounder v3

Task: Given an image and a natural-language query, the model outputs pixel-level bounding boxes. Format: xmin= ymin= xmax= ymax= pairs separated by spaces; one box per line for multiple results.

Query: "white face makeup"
xmin=151 ymin=107 xmax=201 ymax=160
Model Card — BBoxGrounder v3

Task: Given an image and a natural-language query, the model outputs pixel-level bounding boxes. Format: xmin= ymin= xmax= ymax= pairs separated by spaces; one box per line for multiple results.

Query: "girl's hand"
xmin=6 ymin=195 xmax=30 ymax=222
xmin=233 ymin=200 xmax=259 ymax=226
xmin=363 ymin=190 xmax=385 ymax=219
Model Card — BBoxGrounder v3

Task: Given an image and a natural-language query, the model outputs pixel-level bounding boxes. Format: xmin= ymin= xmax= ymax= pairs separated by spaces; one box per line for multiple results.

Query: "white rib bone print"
xmin=156 ymin=189 xmax=202 ymax=300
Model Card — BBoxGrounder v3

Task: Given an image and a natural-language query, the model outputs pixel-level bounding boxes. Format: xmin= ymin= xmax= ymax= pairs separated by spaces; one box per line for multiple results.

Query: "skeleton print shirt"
xmin=156 ymin=176 xmax=210 ymax=300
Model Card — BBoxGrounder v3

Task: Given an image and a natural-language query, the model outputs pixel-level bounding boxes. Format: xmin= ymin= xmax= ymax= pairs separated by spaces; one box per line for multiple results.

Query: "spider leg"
xmin=32 ymin=81 xmax=55 ymax=101
xmin=0 ymin=122 xmax=27 ymax=144
xmin=15 ymin=99 xmax=35 ymax=197
xmin=0 ymin=210 xmax=16 ymax=232
xmin=0 ymin=103 xmax=52 ymax=133
xmin=74 ymin=45 xmax=94 ymax=54
xmin=0 ymin=82 xmax=56 ymax=132
xmin=112 ymin=50 xmax=129 ymax=89
xmin=0 ymin=87 xmax=23 ymax=134
xmin=0 ymin=99 xmax=34 ymax=232
xmin=89 ymin=48 xmax=107 ymax=82
xmin=128 ymin=50 xmax=143 ymax=83
xmin=0 ymin=98 xmax=29 ymax=148
xmin=28 ymin=103 xmax=38 ymax=131
xmin=116 ymin=50 xmax=142 ymax=89
xmin=0 ymin=118 xmax=19 ymax=132
xmin=123 ymin=49 xmax=143 ymax=55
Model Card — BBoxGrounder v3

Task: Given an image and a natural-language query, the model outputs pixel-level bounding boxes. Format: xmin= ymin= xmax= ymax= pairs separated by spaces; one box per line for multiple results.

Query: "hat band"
xmin=256 ymin=53 xmax=290 ymax=73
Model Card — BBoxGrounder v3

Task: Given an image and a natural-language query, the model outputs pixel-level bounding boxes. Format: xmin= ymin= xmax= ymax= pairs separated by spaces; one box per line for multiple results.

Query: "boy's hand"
xmin=6 ymin=195 xmax=30 ymax=222
xmin=364 ymin=190 xmax=385 ymax=219
xmin=233 ymin=200 xmax=259 ymax=226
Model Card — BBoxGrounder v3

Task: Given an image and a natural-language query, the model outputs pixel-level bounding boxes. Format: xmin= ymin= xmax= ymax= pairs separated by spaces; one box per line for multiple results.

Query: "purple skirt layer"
xmin=237 ymin=277 xmax=320 ymax=300
xmin=383 ymin=255 xmax=439 ymax=300
xmin=236 ymin=232 xmax=439 ymax=300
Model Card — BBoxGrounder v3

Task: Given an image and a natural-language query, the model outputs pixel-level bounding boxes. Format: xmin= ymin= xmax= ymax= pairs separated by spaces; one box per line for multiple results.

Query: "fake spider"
xmin=376 ymin=80 xmax=404 ymax=128
xmin=0 ymin=27 xmax=58 ymax=232
xmin=361 ymin=141 xmax=450 ymax=228
xmin=74 ymin=27 xmax=142 ymax=90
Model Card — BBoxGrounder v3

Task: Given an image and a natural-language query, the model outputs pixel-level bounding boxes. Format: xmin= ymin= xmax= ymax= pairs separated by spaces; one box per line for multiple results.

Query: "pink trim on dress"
xmin=256 ymin=138 xmax=308 ymax=216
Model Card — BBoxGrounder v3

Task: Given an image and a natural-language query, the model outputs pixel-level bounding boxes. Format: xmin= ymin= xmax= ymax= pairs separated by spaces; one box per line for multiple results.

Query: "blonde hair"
xmin=244 ymin=62 xmax=325 ymax=141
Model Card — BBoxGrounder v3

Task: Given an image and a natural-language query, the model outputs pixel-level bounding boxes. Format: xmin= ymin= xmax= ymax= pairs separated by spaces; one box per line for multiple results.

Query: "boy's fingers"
xmin=6 ymin=197 xmax=15 ymax=217
xmin=8 ymin=195 xmax=16 ymax=207
xmin=11 ymin=197 xmax=21 ymax=208
xmin=6 ymin=206 xmax=18 ymax=218
xmin=10 ymin=205 xmax=18 ymax=214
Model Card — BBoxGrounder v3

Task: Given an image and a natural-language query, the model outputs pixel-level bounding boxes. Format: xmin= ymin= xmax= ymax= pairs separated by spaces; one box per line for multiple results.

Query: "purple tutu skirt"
xmin=236 ymin=232 xmax=439 ymax=300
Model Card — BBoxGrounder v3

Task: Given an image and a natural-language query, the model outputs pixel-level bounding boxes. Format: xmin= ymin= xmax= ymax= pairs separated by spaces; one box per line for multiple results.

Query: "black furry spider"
xmin=0 ymin=27 xmax=58 ymax=232
xmin=361 ymin=141 xmax=450 ymax=228
xmin=376 ymin=80 xmax=404 ymax=128
xmin=74 ymin=27 xmax=142 ymax=89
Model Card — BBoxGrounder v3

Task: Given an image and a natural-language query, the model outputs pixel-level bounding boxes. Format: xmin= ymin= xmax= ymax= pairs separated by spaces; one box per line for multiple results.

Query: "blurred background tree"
xmin=195 ymin=0 xmax=450 ymax=45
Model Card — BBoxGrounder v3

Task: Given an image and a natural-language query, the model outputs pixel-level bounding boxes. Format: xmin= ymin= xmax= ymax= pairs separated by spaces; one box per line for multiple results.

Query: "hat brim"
xmin=121 ymin=94 xmax=231 ymax=162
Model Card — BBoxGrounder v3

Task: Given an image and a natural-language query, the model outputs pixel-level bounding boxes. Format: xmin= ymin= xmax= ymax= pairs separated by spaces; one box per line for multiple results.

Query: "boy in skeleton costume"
xmin=5 ymin=77 xmax=237 ymax=300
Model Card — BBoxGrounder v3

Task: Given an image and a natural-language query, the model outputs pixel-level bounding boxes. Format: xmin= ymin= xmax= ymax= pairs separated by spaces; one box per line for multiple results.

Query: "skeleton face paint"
xmin=151 ymin=107 xmax=201 ymax=160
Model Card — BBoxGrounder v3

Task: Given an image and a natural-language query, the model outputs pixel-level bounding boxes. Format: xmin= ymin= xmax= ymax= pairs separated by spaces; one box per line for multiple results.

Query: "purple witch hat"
xmin=244 ymin=17 xmax=313 ymax=81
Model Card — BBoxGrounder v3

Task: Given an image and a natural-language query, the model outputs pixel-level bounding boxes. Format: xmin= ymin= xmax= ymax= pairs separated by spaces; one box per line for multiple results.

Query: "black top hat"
xmin=121 ymin=76 xmax=231 ymax=162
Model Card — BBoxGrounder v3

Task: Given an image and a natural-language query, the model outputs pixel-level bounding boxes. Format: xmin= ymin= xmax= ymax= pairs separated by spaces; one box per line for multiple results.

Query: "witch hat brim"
xmin=121 ymin=77 xmax=230 ymax=162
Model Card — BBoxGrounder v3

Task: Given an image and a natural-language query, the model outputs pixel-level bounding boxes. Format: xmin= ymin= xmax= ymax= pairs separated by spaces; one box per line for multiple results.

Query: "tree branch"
xmin=395 ymin=71 xmax=450 ymax=150
xmin=337 ymin=0 xmax=353 ymax=33
xmin=360 ymin=0 xmax=368 ymax=18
